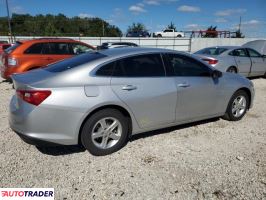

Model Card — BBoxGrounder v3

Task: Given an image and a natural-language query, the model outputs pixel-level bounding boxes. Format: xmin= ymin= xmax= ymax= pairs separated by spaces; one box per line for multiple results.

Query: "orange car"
xmin=0 ymin=38 xmax=95 ymax=80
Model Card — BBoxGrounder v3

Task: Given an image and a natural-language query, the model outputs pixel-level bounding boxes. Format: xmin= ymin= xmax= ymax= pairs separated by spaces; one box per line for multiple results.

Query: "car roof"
xmin=99 ymin=47 xmax=178 ymax=58
xmin=17 ymin=38 xmax=80 ymax=44
xmin=204 ymin=46 xmax=240 ymax=49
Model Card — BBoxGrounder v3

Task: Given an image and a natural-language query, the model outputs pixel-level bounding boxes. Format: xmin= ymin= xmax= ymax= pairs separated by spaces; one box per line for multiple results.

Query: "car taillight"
xmin=8 ymin=57 xmax=17 ymax=66
xmin=16 ymin=90 xmax=51 ymax=106
xmin=202 ymin=58 xmax=218 ymax=65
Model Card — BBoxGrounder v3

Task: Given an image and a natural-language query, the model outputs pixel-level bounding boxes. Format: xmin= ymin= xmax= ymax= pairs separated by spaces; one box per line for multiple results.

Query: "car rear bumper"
xmin=9 ymin=95 xmax=85 ymax=146
xmin=14 ymin=130 xmax=63 ymax=146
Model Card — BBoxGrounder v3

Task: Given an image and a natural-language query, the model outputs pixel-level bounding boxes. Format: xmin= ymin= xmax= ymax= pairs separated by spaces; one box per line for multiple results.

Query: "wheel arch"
xmin=227 ymin=66 xmax=238 ymax=73
xmin=234 ymin=87 xmax=252 ymax=109
xmin=78 ymin=104 xmax=133 ymax=145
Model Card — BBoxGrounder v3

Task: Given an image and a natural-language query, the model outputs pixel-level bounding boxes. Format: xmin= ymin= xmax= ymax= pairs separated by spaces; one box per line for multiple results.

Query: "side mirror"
xmin=212 ymin=70 xmax=223 ymax=79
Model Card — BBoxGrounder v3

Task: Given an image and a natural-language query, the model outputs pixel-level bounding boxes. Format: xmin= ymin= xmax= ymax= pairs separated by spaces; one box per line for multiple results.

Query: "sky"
xmin=0 ymin=0 xmax=266 ymax=37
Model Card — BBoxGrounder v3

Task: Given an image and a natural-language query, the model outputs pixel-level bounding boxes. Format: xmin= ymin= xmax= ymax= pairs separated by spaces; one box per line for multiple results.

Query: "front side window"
xmin=70 ymin=43 xmax=94 ymax=55
xmin=112 ymin=54 xmax=165 ymax=77
xmin=49 ymin=42 xmax=71 ymax=55
xmin=247 ymin=48 xmax=262 ymax=57
xmin=166 ymin=54 xmax=211 ymax=77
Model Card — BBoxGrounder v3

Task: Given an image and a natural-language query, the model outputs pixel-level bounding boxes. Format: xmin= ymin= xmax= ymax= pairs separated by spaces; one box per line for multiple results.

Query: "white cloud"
xmin=185 ymin=24 xmax=202 ymax=30
xmin=177 ymin=5 xmax=201 ymax=12
xmin=215 ymin=18 xmax=228 ymax=23
xmin=11 ymin=6 xmax=25 ymax=14
xmin=129 ymin=4 xmax=147 ymax=14
xmin=78 ymin=13 xmax=94 ymax=18
xmin=215 ymin=8 xmax=246 ymax=16
xmin=242 ymin=19 xmax=260 ymax=25
xmin=144 ymin=0 xmax=178 ymax=5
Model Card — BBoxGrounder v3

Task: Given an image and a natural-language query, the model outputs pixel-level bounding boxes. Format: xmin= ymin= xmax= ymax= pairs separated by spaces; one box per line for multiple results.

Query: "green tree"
xmin=233 ymin=29 xmax=245 ymax=38
xmin=167 ymin=22 xmax=176 ymax=31
xmin=127 ymin=22 xmax=147 ymax=33
xmin=0 ymin=13 xmax=122 ymax=37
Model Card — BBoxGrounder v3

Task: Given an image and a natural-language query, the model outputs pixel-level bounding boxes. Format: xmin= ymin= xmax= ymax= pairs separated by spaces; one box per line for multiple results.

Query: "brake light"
xmin=202 ymin=58 xmax=218 ymax=65
xmin=8 ymin=57 xmax=17 ymax=66
xmin=17 ymin=90 xmax=51 ymax=106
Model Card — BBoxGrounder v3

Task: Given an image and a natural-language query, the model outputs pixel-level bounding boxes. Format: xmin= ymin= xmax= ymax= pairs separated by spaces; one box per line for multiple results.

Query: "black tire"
xmin=223 ymin=90 xmax=249 ymax=121
xmin=157 ymin=34 xmax=162 ymax=37
xmin=81 ymin=109 xmax=129 ymax=156
xmin=177 ymin=34 xmax=182 ymax=37
xmin=226 ymin=66 xmax=237 ymax=73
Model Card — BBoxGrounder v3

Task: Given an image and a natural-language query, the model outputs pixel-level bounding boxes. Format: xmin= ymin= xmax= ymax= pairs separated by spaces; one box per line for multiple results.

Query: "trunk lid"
xmin=11 ymin=69 xmax=55 ymax=90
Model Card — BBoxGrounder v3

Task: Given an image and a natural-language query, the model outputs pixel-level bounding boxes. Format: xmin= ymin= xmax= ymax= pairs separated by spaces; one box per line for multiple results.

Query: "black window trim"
xmin=163 ymin=53 xmax=213 ymax=77
xmin=246 ymin=48 xmax=262 ymax=58
xmin=93 ymin=53 xmax=167 ymax=78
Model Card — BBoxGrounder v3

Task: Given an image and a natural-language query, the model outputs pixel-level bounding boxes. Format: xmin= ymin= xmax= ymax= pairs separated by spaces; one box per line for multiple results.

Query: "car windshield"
xmin=45 ymin=52 xmax=106 ymax=72
xmin=195 ymin=47 xmax=228 ymax=55
xmin=5 ymin=42 xmax=22 ymax=54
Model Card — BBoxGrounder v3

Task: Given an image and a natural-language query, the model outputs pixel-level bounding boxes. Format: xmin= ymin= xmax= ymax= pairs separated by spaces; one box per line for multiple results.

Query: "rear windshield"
xmin=45 ymin=52 xmax=106 ymax=72
xmin=195 ymin=47 xmax=228 ymax=55
xmin=5 ymin=42 xmax=22 ymax=54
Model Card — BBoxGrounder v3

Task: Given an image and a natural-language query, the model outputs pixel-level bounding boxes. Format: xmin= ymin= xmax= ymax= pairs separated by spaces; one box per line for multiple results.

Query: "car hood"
xmin=242 ymin=40 xmax=266 ymax=55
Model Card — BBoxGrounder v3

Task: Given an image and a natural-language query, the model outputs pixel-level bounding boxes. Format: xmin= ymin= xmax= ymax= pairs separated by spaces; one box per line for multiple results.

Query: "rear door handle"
xmin=177 ymin=83 xmax=190 ymax=88
xmin=122 ymin=85 xmax=137 ymax=91
xmin=46 ymin=57 xmax=53 ymax=61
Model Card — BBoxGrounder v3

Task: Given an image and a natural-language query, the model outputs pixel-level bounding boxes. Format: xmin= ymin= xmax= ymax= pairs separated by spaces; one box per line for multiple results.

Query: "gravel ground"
xmin=0 ymin=77 xmax=265 ymax=200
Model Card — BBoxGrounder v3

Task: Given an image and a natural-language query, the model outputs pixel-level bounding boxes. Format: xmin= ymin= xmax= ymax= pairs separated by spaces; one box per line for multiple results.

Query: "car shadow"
xmin=35 ymin=117 xmax=220 ymax=156
xmin=0 ymin=79 xmax=12 ymax=84
xmin=36 ymin=145 xmax=86 ymax=156
xmin=130 ymin=117 xmax=220 ymax=141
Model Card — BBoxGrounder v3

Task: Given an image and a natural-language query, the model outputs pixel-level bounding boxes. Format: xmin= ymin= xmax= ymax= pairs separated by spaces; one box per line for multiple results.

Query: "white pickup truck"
xmin=153 ymin=29 xmax=184 ymax=37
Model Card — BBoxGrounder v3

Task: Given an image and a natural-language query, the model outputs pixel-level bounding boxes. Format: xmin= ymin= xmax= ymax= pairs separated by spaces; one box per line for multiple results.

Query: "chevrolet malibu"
xmin=9 ymin=48 xmax=255 ymax=156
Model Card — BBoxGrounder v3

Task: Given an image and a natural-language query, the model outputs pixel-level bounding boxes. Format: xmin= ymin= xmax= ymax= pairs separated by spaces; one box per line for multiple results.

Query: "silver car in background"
xmin=194 ymin=45 xmax=266 ymax=77
xmin=9 ymin=47 xmax=255 ymax=156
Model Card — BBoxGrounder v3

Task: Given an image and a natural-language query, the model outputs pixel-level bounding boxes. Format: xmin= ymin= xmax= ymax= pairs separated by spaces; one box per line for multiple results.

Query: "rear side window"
xmin=45 ymin=52 xmax=106 ymax=72
xmin=166 ymin=54 xmax=211 ymax=77
xmin=96 ymin=62 xmax=115 ymax=76
xmin=113 ymin=54 xmax=165 ymax=77
xmin=24 ymin=43 xmax=44 ymax=54
xmin=229 ymin=49 xmax=248 ymax=57
xmin=5 ymin=42 xmax=22 ymax=54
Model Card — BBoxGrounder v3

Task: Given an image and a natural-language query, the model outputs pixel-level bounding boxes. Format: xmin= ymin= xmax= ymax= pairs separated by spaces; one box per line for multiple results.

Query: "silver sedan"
xmin=194 ymin=46 xmax=266 ymax=77
xmin=9 ymin=47 xmax=255 ymax=156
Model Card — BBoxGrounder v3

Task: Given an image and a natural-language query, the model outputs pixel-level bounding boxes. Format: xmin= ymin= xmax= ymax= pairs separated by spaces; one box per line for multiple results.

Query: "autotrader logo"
xmin=0 ymin=188 xmax=54 ymax=200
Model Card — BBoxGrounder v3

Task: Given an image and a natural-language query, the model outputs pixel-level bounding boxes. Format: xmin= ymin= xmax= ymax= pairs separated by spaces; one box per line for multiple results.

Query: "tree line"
xmin=0 ymin=14 xmax=244 ymax=38
xmin=0 ymin=13 xmax=122 ymax=37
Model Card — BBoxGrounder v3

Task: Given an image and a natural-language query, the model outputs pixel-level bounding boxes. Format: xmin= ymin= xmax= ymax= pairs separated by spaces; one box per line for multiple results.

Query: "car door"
xmin=246 ymin=48 xmax=266 ymax=76
xmin=164 ymin=53 xmax=225 ymax=122
xmin=110 ymin=53 xmax=177 ymax=129
xmin=22 ymin=43 xmax=54 ymax=69
xmin=47 ymin=42 xmax=73 ymax=64
xmin=230 ymin=48 xmax=252 ymax=76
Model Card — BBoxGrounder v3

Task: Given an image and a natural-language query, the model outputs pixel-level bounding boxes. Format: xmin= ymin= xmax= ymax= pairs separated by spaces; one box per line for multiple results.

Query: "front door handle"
xmin=46 ymin=57 xmax=53 ymax=61
xmin=122 ymin=85 xmax=137 ymax=91
xmin=177 ymin=83 xmax=190 ymax=88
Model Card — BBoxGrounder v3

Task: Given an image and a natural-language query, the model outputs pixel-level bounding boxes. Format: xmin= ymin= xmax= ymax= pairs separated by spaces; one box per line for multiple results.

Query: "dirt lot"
xmin=0 ymin=77 xmax=265 ymax=200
